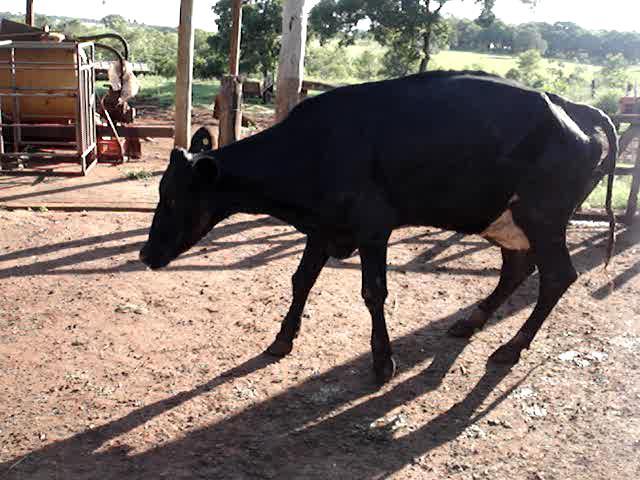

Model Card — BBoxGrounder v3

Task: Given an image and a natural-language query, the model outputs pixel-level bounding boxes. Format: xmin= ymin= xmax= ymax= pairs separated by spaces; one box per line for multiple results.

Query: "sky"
xmin=3 ymin=0 xmax=640 ymax=33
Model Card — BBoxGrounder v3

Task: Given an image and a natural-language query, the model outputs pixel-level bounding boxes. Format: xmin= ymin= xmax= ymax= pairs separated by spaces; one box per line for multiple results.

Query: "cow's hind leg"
xmin=266 ymin=236 xmax=328 ymax=357
xmin=359 ymin=241 xmax=396 ymax=384
xmin=489 ymin=229 xmax=577 ymax=365
xmin=448 ymin=248 xmax=535 ymax=338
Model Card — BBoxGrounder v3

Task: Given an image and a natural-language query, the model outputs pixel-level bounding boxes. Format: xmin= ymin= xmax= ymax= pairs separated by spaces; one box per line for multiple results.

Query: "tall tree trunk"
xmin=276 ymin=0 xmax=309 ymax=122
xmin=419 ymin=31 xmax=432 ymax=73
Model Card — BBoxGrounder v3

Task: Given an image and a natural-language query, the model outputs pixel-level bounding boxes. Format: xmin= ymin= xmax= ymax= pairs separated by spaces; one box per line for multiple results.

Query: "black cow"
xmin=140 ymin=71 xmax=617 ymax=384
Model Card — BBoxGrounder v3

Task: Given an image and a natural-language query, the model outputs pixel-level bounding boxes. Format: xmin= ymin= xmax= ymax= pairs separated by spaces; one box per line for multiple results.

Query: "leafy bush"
xmin=512 ymin=50 xmax=545 ymax=88
xmin=544 ymin=61 xmax=589 ymax=99
xmin=594 ymin=90 xmax=621 ymax=116
xmin=353 ymin=50 xmax=382 ymax=81
xmin=598 ymin=53 xmax=630 ymax=89
xmin=305 ymin=44 xmax=354 ymax=81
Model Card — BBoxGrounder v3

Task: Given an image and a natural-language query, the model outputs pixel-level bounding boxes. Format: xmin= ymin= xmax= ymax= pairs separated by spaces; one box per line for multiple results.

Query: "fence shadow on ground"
xmin=2 ymin=221 xmax=637 ymax=479
xmin=0 ymin=215 xmax=623 ymax=282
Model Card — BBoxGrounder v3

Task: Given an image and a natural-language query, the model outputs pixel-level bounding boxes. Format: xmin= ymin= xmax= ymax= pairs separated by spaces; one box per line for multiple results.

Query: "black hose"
xmin=74 ymin=32 xmax=129 ymax=60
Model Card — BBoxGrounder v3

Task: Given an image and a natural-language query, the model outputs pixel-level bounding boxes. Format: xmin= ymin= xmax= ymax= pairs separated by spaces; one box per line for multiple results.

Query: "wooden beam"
xmin=619 ymin=126 xmax=640 ymax=156
xmin=229 ymin=0 xmax=242 ymax=76
xmin=174 ymin=0 xmax=195 ymax=149
xmin=25 ymin=0 xmax=34 ymax=27
xmin=612 ymin=114 xmax=640 ymax=125
xmin=275 ymin=0 xmax=308 ymax=122
xmin=625 ymin=135 xmax=640 ymax=224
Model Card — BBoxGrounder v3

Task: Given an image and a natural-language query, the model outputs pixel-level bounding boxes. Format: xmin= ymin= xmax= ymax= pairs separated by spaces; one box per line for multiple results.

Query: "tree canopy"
xmin=207 ymin=0 xmax=282 ymax=78
xmin=308 ymin=0 xmax=537 ymax=72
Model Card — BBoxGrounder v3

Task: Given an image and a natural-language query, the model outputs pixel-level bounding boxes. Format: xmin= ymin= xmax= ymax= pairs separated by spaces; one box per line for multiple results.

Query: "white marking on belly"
xmin=480 ymin=197 xmax=530 ymax=250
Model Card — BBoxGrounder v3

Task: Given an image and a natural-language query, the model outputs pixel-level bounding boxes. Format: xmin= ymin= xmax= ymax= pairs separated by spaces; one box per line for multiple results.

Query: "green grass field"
xmin=430 ymin=50 xmax=600 ymax=77
xmin=132 ymin=76 xmax=220 ymax=108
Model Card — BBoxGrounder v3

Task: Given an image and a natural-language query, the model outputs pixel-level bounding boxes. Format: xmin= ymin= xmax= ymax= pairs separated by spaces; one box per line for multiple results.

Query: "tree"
xmin=477 ymin=19 xmax=514 ymax=51
xmin=450 ymin=18 xmax=483 ymax=51
xmin=276 ymin=0 xmax=308 ymax=121
xmin=598 ymin=53 xmax=630 ymax=90
xmin=309 ymin=0 xmax=536 ymax=76
xmin=209 ymin=0 xmax=282 ymax=78
xmin=101 ymin=14 xmax=128 ymax=31
xmin=512 ymin=25 xmax=547 ymax=54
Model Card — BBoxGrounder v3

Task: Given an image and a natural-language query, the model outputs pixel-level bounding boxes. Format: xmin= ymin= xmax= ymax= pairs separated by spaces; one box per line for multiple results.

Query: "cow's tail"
xmin=601 ymin=112 xmax=619 ymax=268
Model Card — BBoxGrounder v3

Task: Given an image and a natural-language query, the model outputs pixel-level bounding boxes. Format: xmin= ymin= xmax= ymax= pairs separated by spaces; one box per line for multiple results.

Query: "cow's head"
xmin=139 ymin=148 xmax=225 ymax=269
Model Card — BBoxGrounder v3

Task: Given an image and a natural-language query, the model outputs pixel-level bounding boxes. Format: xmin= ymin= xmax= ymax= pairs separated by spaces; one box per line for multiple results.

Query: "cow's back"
xmin=224 ymin=71 xmax=588 ymax=235
xmin=286 ymin=73 xmax=566 ymax=232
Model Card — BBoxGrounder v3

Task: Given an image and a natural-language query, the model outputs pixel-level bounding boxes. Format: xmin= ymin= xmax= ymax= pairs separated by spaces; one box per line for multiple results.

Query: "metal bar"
xmin=82 ymin=143 xmax=96 ymax=159
xmin=0 ymin=93 xmax=77 ymax=97
xmin=0 ymin=60 xmax=73 ymax=65
xmin=0 ymin=42 xmax=81 ymax=49
xmin=0 ymin=152 xmax=81 ymax=158
xmin=0 ymin=123 xmax=76 ymax=128
xmin=0 ymin=60 xmax=84 ymax=65
xmin=83 ymin=155 xmax=98 ymax=175
xmin=89 ymin=44 xmax=97 ymax=159
xmin=96 ymin=124 xmax=176 ymax=138
xmin=10 ymin=47 xmax=20 ymax=155
xmin=75 ymin=43 xmax=84 ymax=173
xmin=0 ymin=98 xmax=4 ymax=171
xmin=0 ymin=64 xmax=97 ymax=71
xmin=0 ymin=86 xmax=79 ymax=91
xmin=12 ymin=114 xmax=78 ymax=119
xmin=19 ymin=141 xmax=77 ymax=146
xmin=2 ymin=64 xmax=96 ymax=71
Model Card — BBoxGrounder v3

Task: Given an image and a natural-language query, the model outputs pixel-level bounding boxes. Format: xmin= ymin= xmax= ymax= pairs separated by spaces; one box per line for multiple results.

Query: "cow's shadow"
xmin=1 ymin=303 xmax=524 ymax=479
xmin=2 ymin=222 xmax=637 ymax=479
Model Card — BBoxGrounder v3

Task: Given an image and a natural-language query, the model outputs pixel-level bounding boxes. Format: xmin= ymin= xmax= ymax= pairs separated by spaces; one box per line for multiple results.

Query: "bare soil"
xmin=1 ymin=111 xmax=640 ymax=479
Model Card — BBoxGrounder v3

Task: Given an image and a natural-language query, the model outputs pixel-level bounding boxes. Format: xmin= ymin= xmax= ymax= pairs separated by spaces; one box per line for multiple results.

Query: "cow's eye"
xmin=167 ymin=199 xmax=176 ymax=210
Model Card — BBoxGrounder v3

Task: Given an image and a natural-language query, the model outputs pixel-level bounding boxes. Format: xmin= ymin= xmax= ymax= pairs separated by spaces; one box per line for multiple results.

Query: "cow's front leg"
xmin=360 ymin=241 xmax=395 ymax=384
xmin=266 ymin=236 xmax=328 ymax=357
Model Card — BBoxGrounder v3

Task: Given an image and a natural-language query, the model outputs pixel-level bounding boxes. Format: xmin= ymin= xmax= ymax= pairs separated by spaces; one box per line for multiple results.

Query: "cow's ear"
xmin=170 ymin=147 xmax=190 ymax=166
xmin=193 ymin=154 xmax=219 ymax=182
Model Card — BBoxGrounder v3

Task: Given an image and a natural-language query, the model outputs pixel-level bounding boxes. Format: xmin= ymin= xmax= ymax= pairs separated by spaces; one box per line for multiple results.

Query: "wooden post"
xmin=625 ymin=135 xmax=640 ymax=224
xmin=25 ymin=0 xmax=34 ymax=26
xmin=218 ymin=0 xmax=243 ymax=147
xmin=218 ymin=76 xmax=243 ymax=147
xmin=275 ymin=0 xmax=308 ymax=122
xmin=174 ymin=0 xmax=195 ymax=149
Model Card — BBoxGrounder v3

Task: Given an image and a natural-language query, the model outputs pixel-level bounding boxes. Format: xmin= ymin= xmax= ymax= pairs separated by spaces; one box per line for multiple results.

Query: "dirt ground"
xmin=1 ymin=106 xmax=640 ymax=479
xmin=0 ymin=207 xmax=639 ymax=479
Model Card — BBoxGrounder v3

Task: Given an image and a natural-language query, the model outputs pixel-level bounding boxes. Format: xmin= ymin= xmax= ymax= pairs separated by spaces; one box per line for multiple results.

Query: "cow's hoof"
xmin=448 ymin=309 xmax=488 ymax=338
xmin=488 ymin=344 xmax=521 ymax=366
xmin=265 ymin=338 xmax=293 ymax=357
xmin=374 ymin=356 xmax=397 ymax=385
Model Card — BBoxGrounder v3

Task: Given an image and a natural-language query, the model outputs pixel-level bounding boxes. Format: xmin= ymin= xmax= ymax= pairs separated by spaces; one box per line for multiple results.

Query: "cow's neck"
xmin=214 ymin=124 xmax=310 ymax=223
